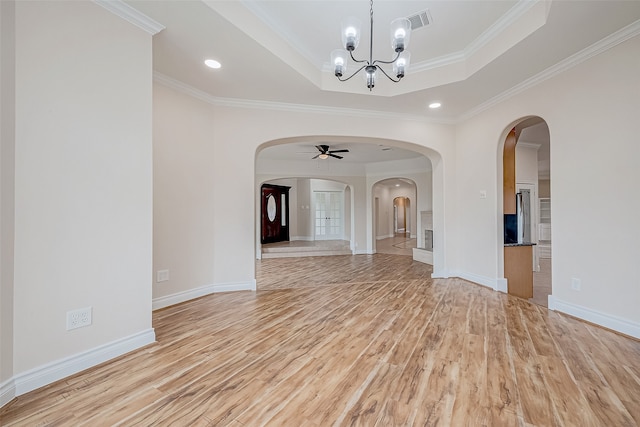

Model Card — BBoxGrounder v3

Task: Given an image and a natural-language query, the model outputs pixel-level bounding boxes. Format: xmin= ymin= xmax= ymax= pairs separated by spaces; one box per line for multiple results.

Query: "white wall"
xmin=153 ymin=83 xmax=217 ymax=304
xmin=155 ymin=82 xmax=455 ymax=303
xmin=455 ymin=34 xmax=640 ymax=336
xmin=0 ymin=0 xmax=16 ymax=394
xmin=296 ymin=178 xmax=312 ymax=239
xmin=516 ymin=142 xmax=540 ymax=185
xmin=373 ymin=185 xmax=392 ymax=238
xmin=8 ymin=0 xmax=154 ymax=397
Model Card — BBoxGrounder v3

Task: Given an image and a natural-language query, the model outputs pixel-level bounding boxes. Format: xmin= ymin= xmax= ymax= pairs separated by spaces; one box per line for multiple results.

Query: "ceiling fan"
xmin=312 ymin=144 xmax=350 ymax=160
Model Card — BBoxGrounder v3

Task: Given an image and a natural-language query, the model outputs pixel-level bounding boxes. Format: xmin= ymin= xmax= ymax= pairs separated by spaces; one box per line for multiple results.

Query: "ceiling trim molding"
xmin=93 ymin=0 xmax=165 ymax=35
xmin=153 ymin=71 xmax=456 ymax=124
xmin=241 ymin=0 xmax=321 ymax=70
xmin=464 ymin=0 xmax=541 ymax=58
xmin=458 ymin=18 xmax=640 ymax=122
xmin=412 ymin=0 xmax=540 ymax=74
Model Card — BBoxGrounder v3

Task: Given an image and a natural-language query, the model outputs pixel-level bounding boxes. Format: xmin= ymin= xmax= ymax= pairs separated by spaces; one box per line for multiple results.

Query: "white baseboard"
xmin=433 ymin=270 xmax=503 ymax=291
xmin=1 ymin=328 xmax=156 ymax=407
xmin=431 ymin=269 xmax=450 ymax=279
xmin=376 ymin=234 xmax=394 ymax=240
xmin=412 ymin=248 xmax=433 ymax=265
xmin=455 ymin=271 xmax=499 ymax=290
xmin=1 ymin=378 xmax=15 ymax=408
xmin=496 ymin=278 xmax=508 ymax=293
xmin=153 ymin=280 xmax=256 ymax=311
xmin=354 ymin=249 xmax=368 ymax=255
xmin=548 ymin=296 xmax=640 ymax=339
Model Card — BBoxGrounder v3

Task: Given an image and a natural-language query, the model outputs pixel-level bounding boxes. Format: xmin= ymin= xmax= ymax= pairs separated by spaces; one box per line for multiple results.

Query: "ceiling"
xmin=124 ymin=0 xmax=639 ymax=163
xmin=128 ymin=0 xmax=640 ymax=119
xmin=259 ymin=141 xmax=423 ymax=164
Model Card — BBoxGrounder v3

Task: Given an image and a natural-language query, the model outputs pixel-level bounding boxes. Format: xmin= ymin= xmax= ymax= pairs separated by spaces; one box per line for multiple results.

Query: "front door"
xmin=261 ymin=184 xmax=290 ymax=244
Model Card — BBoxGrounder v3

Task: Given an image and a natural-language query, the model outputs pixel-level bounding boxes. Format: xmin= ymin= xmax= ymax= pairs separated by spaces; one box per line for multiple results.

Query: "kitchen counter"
xmin=504 ymin=244 xmax=534 ymax=298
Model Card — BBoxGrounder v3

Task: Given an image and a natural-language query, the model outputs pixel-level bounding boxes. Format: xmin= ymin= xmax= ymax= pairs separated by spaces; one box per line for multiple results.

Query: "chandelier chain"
xmin=369 ymin=0 xmax=374 ymax=65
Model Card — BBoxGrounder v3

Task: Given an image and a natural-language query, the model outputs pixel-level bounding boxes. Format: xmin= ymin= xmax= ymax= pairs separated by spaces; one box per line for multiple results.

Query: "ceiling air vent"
xmin=407 ymin=9 xmax=432 ymax=30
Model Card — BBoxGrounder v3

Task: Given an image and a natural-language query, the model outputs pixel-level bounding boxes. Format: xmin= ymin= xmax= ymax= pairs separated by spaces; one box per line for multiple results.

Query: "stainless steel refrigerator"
xmin=516 ymin=189 xmax=531 ymax=244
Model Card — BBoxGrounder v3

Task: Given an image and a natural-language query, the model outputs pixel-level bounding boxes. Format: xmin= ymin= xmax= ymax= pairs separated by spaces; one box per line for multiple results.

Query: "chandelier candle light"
xmin=331 ymin=0 xmax=412 ymax=90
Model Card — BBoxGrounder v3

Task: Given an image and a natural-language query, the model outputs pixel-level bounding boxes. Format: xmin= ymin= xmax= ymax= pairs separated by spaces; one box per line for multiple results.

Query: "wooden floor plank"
xmin=1 ymin=254 xmax=639 ymax=426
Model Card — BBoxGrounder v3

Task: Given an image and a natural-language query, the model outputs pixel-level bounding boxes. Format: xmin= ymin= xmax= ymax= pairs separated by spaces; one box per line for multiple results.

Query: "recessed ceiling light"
xmin=395 ymin=184 xmax=400 ymax=187
xmin=429 ymin=102 xmax=441 ymax=109
xmin=204 ymin=59 xmax=221 ymax=69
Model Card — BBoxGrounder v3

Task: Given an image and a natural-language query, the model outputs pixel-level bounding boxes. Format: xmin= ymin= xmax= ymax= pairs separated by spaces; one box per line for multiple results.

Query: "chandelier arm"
xmin=375 ymin=65 xmax=401 ymax=83
xmin=371 ymin=50 xmax=402 ymax=66
xmin=336 ymin=64 xmax=369 ymax=82
xmin=349 ymin=50 xmax=369 ymax=64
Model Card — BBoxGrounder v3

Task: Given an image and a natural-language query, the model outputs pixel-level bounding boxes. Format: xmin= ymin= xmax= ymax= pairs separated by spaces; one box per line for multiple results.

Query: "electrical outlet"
xmin=157 ymin=270 xmax=169 ymax=282
xmin=67 ymin=307 xmax=92 ymax=330
xmin=571 ymin=278 xmax=581 ymax=291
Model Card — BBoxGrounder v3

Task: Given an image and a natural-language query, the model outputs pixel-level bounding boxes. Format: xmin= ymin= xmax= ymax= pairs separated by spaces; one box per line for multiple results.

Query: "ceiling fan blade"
xmin=311 ymin=154 xmax=320 ymax=159
xmin=329 ymin=153 xmax=343 ymax=159
xmin=329 ymin=149 xmax=349 ymax=154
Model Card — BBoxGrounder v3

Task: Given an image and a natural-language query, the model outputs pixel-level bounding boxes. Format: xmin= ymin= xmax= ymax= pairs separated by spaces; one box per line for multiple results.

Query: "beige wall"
xmin=153 ymin=84 xmax=216 ymax=301
xmin=516 ymin=143 xmax=540 ymax=185
xmin=455 ymin=34 xmax=640 ymax=332
xmin=1 ymin=0 xmax=16 ymax=389
xmin=154 ymin=82 xmax=455 ymax=302
xmin=8 ymin=0 xmax=154 ymax=391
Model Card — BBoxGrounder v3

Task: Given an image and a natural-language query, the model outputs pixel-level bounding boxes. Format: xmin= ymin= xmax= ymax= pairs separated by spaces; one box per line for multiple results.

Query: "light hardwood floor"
xmin=375 ymin=235 xmax=417 ymax=257
xmin=2 ymin=254 xmax=639 ymax=425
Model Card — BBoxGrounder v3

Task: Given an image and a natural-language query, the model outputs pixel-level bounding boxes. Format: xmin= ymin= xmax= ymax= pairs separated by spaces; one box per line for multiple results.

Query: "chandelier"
xmin=331 ymin=0 xmax=412 ymax=91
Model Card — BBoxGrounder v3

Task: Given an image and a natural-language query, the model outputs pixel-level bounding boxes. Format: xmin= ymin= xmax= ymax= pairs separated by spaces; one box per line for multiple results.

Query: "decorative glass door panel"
xmin=315 ymin=191 xmax=343 ymax=240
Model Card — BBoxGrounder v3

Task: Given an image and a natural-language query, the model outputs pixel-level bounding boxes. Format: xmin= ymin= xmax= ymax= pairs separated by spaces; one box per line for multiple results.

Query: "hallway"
xmin=375 ymin=234 xmax=417 ymax=256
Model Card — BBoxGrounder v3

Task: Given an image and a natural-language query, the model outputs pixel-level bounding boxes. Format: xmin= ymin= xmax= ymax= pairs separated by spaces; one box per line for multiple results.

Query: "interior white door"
xmin=314 ymin=191 xmax=343 ymax=240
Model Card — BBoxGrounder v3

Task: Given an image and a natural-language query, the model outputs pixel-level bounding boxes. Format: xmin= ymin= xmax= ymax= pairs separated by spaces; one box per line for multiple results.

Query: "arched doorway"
xmin=371 ymin=178 xmax=421 ymax=257
xmin=393 ymin=196 xmax=410 ymax=237
xmin=499 ymin=117 xmax=551 ymax=306
xmin=255 ymin=135 xmax=445 ymax=275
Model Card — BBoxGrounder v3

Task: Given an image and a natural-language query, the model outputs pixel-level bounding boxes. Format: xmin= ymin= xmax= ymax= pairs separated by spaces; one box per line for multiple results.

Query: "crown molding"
xmin=154 ymin=17 xmax=640 ymax=126
xmin=93 ymin=0 xmax=165 ymax=35
xmin=413 ymin=0 xmax=540 ymax=74
xmin=458 ymin=18 xmax=640 ymax=122
xmin=153 ymin=71 xmax=456 ymax=125
xmin=464 ymin=0 xmax=541 ymax=58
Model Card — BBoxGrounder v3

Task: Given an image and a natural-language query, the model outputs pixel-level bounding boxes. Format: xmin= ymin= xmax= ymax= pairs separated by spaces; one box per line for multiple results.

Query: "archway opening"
xmin=498 ymin=116 xmax=551 ymax=306
xmin=371 ymin=178 xmax=423 ymax=257
xmin=255 ymin=135 xmax=443 ymax=275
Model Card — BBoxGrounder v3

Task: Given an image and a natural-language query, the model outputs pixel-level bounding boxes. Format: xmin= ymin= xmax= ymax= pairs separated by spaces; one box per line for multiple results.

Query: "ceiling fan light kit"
xmin=313 ymin=144 xmax=350 ymax=160
xmin=331 ymin=0 xmax=412 ymax=90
